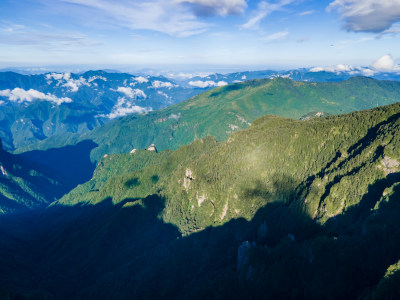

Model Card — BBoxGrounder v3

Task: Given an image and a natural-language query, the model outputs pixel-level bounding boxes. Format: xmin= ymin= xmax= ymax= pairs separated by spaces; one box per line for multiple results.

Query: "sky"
xmin=0 ymin=0 xmax=399 ymax=71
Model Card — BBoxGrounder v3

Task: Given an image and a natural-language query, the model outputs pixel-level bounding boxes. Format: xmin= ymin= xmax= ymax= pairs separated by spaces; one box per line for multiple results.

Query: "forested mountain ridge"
xmin=17 ymin=76 xmax=400 ymax=165
xmin=1 ymin=102 xmax=400 ymax=298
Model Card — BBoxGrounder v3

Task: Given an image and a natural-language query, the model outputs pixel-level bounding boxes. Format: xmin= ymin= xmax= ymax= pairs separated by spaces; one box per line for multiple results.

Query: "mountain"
xmin=174 ymin=68 xmax=400 ymax=88
xmin=3 ymin=67 xmax=400 ymax=152
xmin=0 ymin=70 xmax=197 ymax=150
xmin=18 ymin=76 xmax=400 ymax=167
xmin=0 ymin=139 xmax=66 ymax=214
xmin=0 ymin=102 xmax=399 ymax=298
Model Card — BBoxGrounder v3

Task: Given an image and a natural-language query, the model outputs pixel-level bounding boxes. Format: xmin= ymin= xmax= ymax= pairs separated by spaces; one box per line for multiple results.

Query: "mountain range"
xmin=2 ymin=67 xmax=400 ymax=152
xmin=0 ymin=99 xmax=399 ymax=299
xmin=0 ymin=69 xmax=400 ymax=298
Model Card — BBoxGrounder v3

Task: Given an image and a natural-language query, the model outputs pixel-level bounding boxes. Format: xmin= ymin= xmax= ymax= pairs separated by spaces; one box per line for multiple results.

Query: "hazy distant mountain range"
xmin=0 ymin=70 xmax=196 ymax=150
xmin=1 ymin=68 xmax=400 ymax=151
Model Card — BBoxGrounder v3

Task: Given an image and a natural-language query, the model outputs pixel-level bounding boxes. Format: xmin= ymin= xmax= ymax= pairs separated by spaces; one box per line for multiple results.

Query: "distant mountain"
xmin=1 ymin=102 xmax=399 ymax=298
xmin=17 ymin=77 xmax=400 ymax=169
xmin=173 ymin=68 xmax=400 ymax=88
xmin=0 ymin=70 xmax=197 ymax=150
xmin=2 ymin=68 xmax=400 ymax=151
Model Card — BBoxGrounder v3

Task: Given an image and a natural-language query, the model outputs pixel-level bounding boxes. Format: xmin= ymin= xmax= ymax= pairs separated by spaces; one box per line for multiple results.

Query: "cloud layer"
xmin=177 ymin=0 xmax=247 ymax=16
xmin=0 ymin=88 xmax=72 ymax=105
xmin=327 ymin=0 xmax=400 ymax=32
xmin=116 ymin=87 xmax=147 ymax=98
xmin=61 ymin=0 xmax=210 ymax=37
xmin=188 ymin=80 xmax=228 ymax=88
xmin=103 ymin=97 xmax=151 ymax=119
xmin=241 ymin=0 xmax=295 ymax=29
xmin=371 ymin=54 xmax=398 ymax=71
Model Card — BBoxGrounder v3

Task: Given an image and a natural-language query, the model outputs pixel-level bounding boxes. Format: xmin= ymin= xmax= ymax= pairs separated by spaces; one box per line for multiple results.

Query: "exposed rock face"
xmin=147 ymin=144 xmax=157 ymax=152
xmin=300 ymin=111 xmax=329 ymax=121
xmin=130 ymin=149 xmax=137 ymax=154
xmin=382 ymin=156 xmax=399 ymax=175
xmin=0 ymin=165 xmax=7 ymax=176
xmin=183 ymin=168 xmax=193 ymax=191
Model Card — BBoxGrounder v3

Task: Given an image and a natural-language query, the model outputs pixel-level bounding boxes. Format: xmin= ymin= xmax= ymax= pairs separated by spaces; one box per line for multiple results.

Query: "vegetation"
xmin=0 ymin=146 xmax=66 ymax=214
xmin=1 ymin=91 xmax=400 ymax=297
xmin=18 ymin=77 xmax=400 ymax=166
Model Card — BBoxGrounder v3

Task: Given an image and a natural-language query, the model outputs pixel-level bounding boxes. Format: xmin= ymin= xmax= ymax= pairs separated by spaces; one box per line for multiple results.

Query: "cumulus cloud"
xmin=309 ymin=64 xmax=382 ymax=76
xmin=310 ymin=64 xmax=354 ymax=73
xmin=371 ymin=54 xmax=397 ymax=71
xmin=241 ymin=0 xmax=295 ymax=29
xmin=188 ymin=80 xmax=228 ymax=88
xmin=102 ymin=97 xmax=151 ymax=119
xmin=0 ymin=88 xmax=72 ymax=105
xmin=134 ymin=76 xmax=149 ymax=83
xmin=327 ymin=0 xmax=400 ymax=33
xmin=116 ymin=87 xmax=147 ymax=98
xmin=46 ymin=72 xmax=90 ymax=92
xmin=168 ymin=113 xmax=181 ymax=120
xmin=88 ymin=75 xmax=107 ymax=82
xmin=151 ymin=81 xmax=177 ymax=88
xmin=177 ymin=0 xmax=247 ymax=16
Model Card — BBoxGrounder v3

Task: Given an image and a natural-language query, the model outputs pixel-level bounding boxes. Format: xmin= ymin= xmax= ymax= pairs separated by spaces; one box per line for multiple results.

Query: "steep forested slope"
xmin=0 ymin=142 xmax=66 ymax=214
xmin=1 ymin=102 xmax=399 ymax=299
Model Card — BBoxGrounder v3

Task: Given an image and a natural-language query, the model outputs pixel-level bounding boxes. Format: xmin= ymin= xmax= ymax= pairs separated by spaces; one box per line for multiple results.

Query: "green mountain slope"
xmin=1 ymin=101 xmax=400 ymax=299
xmin=17 ymin=77 xmax=400 ymax=165
xmin=0 ymin=141 xmax=66 ymax=214
xmin=57 ymin=101 xmax=400 ymax=233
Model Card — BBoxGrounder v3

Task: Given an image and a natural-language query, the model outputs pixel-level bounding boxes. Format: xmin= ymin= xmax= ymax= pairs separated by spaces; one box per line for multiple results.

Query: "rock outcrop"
xmin=147 ymin=144 xmax=157 ymax=152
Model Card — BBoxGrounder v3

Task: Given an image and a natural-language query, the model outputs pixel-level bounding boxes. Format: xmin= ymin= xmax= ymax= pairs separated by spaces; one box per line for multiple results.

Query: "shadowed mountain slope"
xmin=1 ymin=102 xmax=400 ymax=298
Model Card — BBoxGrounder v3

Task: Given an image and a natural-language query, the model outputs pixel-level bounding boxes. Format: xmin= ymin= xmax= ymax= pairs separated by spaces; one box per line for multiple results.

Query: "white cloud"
xmin=262 ymin=31 xmax=289 ymax=41
xmin=88 ymin=75 xmax=107 ymax=82
xmin=157 ymin=91 xmax=170 ymax=99
xmin=0 ymin=88 xmax=72 ymax=105
xmin=327 ymin=0 xmax=400 ymax=33
xmin=371 ymin=54 xmax=397 ymax=71
xmin=116 ymin=87 xmax=147 ymax=98
xmin=0 ymin=25 xmax=102 ymax=50
xmin=151 ymin=80 xmax=177 ymax=88
xmin=168 ymin=113 xmax=181 ymax=120
xmin=298 ymin=10 xmax=315 ymax=16
xmin=361 ymin=68 xmax=376 ymax=76
xmin=134 ymin=76 xmax=149 ymax=83
xmin=188 ymin=80 xmax=228 ymax=88
xmin=61 ymin=0 xmax=210 ymax=37
xmin=176 ymin=0 xmax=247 ymax=16
xmin=309 ymin=64 xmax=378 ymax=76
xmin=165 ymin=72 xmax=211 ymax=80
xmin=102 ymin=97 xmax=151 ymax=119
xmin=309 ymin=64 xmax=355 ymax=73
xmin=46 ymin=72 xmax=90 ymax=92
xmin=217 ymin=81 xmax=228 ymax=86
xmin=241 ymin=0 xmax=295 ymax=30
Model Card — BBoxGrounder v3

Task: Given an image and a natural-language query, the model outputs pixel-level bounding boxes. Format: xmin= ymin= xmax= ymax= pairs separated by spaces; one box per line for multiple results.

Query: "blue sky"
xmin=0 ymin=0 xmax=399 ymax=71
